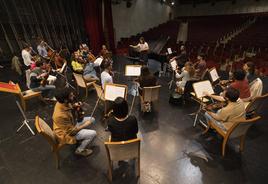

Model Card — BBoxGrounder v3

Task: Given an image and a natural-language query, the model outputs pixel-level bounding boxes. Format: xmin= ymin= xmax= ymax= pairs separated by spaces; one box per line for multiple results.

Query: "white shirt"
xmin=137 ymin=42 xmax=149 ymax=52
xmin=101 ymin=71 xmax=113 ymax=89
xmin=21 ymin=49 xmax=33 ymax=66
xmin=94 ymin=57 xmax=103 ymax=66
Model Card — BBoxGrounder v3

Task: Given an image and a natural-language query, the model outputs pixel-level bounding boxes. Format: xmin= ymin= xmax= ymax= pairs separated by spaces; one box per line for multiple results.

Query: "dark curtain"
xmin=82 ymin=0 xmax=104 ymax=55
xmin=104 ymin=0 xmax=116 ymax=53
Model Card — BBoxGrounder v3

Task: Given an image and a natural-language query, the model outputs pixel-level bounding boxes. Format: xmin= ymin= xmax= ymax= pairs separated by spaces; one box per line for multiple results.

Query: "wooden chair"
xmin=35 ymin=116 xmax=65 ymax=169
xmin=140 ymin=85 xmax=161 ymax=112
xmin=73 ymin=73 xmax=95 ymax=98
xmin=207 ymin=116 xmax=261 ymax=157
xmin=17 ymin=84 xmax=42 ymax=111
xmin=245 ymin=93 xmax=268 ymax=118
xmin=104 ymin=138 xmax=141 ymax=183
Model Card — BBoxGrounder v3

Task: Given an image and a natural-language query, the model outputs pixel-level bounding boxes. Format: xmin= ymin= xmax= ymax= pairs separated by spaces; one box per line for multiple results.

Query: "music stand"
xmin=168 ymin=60 xmax=177 ymax=89
xmin=55 ymin=62 xmax=75 ymax=90
xmin=16 ymin=101 xmax=35 ymax=135
xmin=125 ymin=65 xmax=142 ymax=114
xmin=191 ymin=80 xmax=214 ymax=127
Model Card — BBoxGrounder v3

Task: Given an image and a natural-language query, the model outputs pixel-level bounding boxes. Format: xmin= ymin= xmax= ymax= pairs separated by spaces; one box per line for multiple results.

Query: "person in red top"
xmin=230 ymin=69 xmax=251 ymax=101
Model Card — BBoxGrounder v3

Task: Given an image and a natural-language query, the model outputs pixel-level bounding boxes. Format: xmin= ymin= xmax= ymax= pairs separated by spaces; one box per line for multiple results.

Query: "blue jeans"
xmin=75 ymin=116 xmax=97 ymax=151
xmin=32 ymin=85 xmax=56 ymax=98
xmin=204 ymin=112 xmax=227 ymax=131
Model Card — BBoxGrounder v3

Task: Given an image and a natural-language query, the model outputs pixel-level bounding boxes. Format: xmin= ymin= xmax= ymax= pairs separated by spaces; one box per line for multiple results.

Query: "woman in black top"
xmin=136 ymin=66 xmax=157 ymax=95
xmin=107 ymin=97 xmax=138 ymax=142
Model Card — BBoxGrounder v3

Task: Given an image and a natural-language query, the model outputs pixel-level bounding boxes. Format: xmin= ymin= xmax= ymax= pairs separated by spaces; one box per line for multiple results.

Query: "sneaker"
xmin=75 ymin=149 xmax=93 ymax=157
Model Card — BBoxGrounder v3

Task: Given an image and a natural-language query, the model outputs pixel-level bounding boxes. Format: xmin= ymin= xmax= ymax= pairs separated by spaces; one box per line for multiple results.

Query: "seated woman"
xmin=107 ymin=97 xmax=138 ymax=142
xmin=71 ymin=51 xmax=85 ymax=74
xmin=175 ymin=61 xmax=195 ymax=93
xmin=230 ymin=69 xmax=251 ymax=102
xmin=136 ymin=66 xmax=157 ymax=95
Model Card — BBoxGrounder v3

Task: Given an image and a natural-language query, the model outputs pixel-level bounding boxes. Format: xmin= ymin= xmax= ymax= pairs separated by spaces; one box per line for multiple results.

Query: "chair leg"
xmin=239 ymin=135 xmax=246 ymax=152
xmin=222 ymin=137 xmax=228 ymax=157
xmin=202 ymin=121 xmax=211 ymax=135
xmin=135 ymin=158 xmax=140 ymax=178
xmin=107 ymin=161 xmax=113 ymax=183
xmin=85 ymin=87 xmax=88 ymax=98
xmin=54 ymin=151 xmax=60 ymax=169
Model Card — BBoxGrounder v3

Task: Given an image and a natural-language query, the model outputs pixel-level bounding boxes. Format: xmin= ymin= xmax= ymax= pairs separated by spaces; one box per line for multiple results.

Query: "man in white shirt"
xmin=21 ymin=46 xmax=33 ymax=67
xmin=101 ymin=59 xmax=113 ymax=89
xmin=37 ymin=40 xmax=48 ymax=58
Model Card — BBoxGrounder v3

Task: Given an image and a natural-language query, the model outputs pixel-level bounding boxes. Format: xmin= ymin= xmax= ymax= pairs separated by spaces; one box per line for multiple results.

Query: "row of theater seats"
xmin=116 ymin=15 xmax=268 ymax=75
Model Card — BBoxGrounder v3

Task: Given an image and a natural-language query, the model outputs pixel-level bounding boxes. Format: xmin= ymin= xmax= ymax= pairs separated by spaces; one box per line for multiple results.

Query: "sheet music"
xmin=167 ymin=48 xmax=172 ymax=54
xmin=170 ymin=60 xmax=177 ymax=71
xmin=209 ymin=68 xmax=219 ymax=82
xmin=104 ymin=84 xmax=126 ymax=101
xmin=193 ymin=80 xmax=214 ymax=99
xmin=125 ymin=65 xmax=141 ymax=76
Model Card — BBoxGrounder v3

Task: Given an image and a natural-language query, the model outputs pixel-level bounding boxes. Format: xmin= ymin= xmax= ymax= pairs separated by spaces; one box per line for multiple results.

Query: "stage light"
xmin=171 ymin=1 xmax=175 ymax=6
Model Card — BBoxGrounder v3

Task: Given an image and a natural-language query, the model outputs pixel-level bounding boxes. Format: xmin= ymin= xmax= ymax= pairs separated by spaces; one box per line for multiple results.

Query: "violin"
xmin=204 ymin=101 xmax=227 ymax=112
xmin=40 ymin=65 xmax=51 ymax=87
xmin=72 ymin=101 xmax=86 ymax=122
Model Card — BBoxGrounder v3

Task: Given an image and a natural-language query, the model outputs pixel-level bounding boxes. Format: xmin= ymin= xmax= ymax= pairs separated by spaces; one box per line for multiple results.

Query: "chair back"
xmin=25 ymin=69 xmax=31 ymax=89
xmin=35 ymin=116 xmax=58 ymax=147
xmin=73 ymin=73 xmax=86 ymax=88
xmin=228 ymin=116 xmax=261 ymax=139
xmin=246 ymin=93 xmax=268 ymax=118
xmin=93 ymin=83 xmax=105 ymax=101
xmin=105 ymin=138 xmax=141 ymax=161
xmin=249 ymin=78 xmax=263 ymax=99
xmin=142 ymin=85 xmax=161 ymax=102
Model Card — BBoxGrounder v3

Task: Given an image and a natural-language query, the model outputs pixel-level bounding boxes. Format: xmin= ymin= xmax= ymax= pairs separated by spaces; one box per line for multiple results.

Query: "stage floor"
xmin=0 ymin=56 xmax=268 ymax=184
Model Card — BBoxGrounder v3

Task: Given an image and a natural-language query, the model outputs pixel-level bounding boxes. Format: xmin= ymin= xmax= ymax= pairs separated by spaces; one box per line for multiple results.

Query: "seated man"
xmin=29 ymin=60 xmax=56 ymax=100
xmin=204 ymin=87 xmax=245 ymax=132
xmin=53 ymin=88 xmax=96 ymax=156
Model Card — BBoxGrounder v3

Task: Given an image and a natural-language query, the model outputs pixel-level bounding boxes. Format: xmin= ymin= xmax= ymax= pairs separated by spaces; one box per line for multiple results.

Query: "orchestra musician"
xmin=83 ymin=56 xmax=100 ymax=83
xmin=170 ymin=45 xmax=188 ymax=69
xmin=71 ymin=51 xmax=85 ymax=74
xmin=135 ymin=66 xmax=157 ymax=95
xmin=193 ymin=53 xmax=207 ymax=80
xmin=243 ymin=62 xmax=258 ymax=84
xmin=130 ymin=37 xmax=149 ymax=64
xmin=21 ymin=45 xmax=34 ymax=69
xmin=229 ymin=69 xmax=251 ymax=102
xmin=29 ymin=60 xmax=56 ymax=100
xmin=107 ymin=97 xmax=138 ymax=142
xmin=175 ymin=61 xmax=195 ymax=93
xmin=101 ymin=59 xmax=113 ymax=89
xmin=203 ymin=87 xmax=245 ymax=132
xmin=37 ymin=39 xmax=48 ymax=58
xmin=53 ymin=88 xmax=96 ymax=157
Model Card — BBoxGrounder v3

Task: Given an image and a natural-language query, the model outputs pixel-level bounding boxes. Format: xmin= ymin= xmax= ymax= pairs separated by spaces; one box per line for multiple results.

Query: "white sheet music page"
xmin=125 ymin=65 xmax=141 ymax=76
xmin=210 ymin=68 xmax=219 ymax=82
xmin=104 ymin=84 xmax=126 ymax=101
xmin=170 ymin=60 xmax=177 ymax=71
xmin=167 ymin=48 xmax=172 ymax=54
xmin=193 ymin=80 xmax=214 ymax=99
